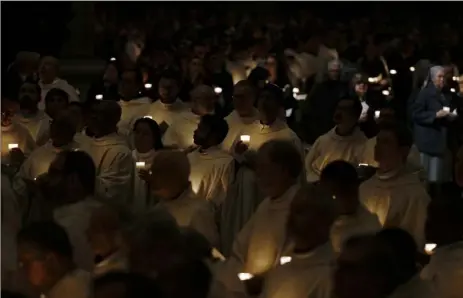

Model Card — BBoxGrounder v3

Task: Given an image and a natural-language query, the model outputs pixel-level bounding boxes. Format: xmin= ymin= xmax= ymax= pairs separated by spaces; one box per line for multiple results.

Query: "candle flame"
xmin=238 ymin=273 xmax=253 ymax=281
xmin=8 ymin=144 xmax=19 ymax=150
xmin=280 ymin=256 xmax=292 ymax=265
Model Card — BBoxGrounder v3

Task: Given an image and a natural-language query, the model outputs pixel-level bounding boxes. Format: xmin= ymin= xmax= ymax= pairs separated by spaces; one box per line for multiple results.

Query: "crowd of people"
xmin=2 ymin=4 xmax=463 ymax=298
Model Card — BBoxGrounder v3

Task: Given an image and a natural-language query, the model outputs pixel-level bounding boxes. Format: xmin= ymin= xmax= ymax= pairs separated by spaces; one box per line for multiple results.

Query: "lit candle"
xmin=238 ymin=273 xmax=254 ymax=281
xmin=280 ymin=256 xmax=292 ymax=265
xmin=443 ymin=107 xmax=450 ymax=113
xmin=368 ymin=77 xmax=375 ymax=83
xmin=135 ymin=161 xmax=146 ymax=169
xmin=211 ymin=248 xmax=226 ymax=261
xmin=409 ymin=66 xmax=415 ymax=72
xmin=214 ymin=86 xmax=223 ymax=94
xmin=450 ymin=88 xmax=456 ymax=93
xmin=292 ymin=87 xmax=300 ymax=93
xmin=285 ymin=108 xmax=293 ymax=117
xmin=382 ymin=90 xmax=390 ymax=96
xmin=375 ymin=110 xmax=381 ymax=119
xmin=358 ymin=163 xmax=369 ymax=167
xmin=144 ymin=83 xmax=153 ymax=89
xmin=95 ymin=94 xmax=103 ymax=100
xmin=424 ymin=243 xmax=436 ymax=255
xmin=8 ymin=143 xmax=19 ymax=150
xmin=452 ymin=76 xmax=459 ymax=82
xmin=144 ymin=116 xmax=153 ymax=119
xmin=240 ymin=135 xmax=251 ymax=144
xmin=389 ymin=69 xmax=397 ymax=75
xmin=110 ymin=57 xmax=116 ymax=61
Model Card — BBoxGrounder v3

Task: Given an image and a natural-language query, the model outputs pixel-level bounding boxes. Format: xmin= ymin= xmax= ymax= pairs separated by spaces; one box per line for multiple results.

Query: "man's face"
xmin=328 ymin=66 xmax=341 ymax=80
xmin=49 ymin=120 xmax=74 ymax=148
xmin=46 ymin=94 xmax=68 ymax=120
xmin=18 ymin=83 xmax=40 ymax=111
xmin=1 ymin=100 xmax=18 ymax=126
xmin=193 ymin=120 xmax=210 ymax=147
xmin=433 ymin=70 xmax=445 ymax=89
xmin=158 ymin=78 xmax=179 ymax=102
xmin=17 ymin=244 xmax=50 ymax=288
xmin=118 ymin=71 xmax=141 ymax=99
xmin=374 ymin=130 xmax=404 ymax=170
xmin=354 ymin=82 xmax=367 ymax=95
xmin=333 ymin=100 xmax=357 ymax=127
xmin=39 ymin=58 xmax=57 ymax=82
xmin=258 ymin=91 xmax=280 ymax=125
xmin=233 ymin=85 xmax=255 ymax=116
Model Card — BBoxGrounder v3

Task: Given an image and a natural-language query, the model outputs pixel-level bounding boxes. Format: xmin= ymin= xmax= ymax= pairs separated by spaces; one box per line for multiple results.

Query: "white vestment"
xmin=13 ymin=111 xmax=51 ymax=146
xmin=156 ymin=185 xmax=219 ymax=248
xmin=221 ymin=110 xmax=259 ymax=154
xmin=330 ymin=205 xmax=382 ymax=254
xmin=260 ymin=243 xmax=334 ymax=298
xmin=148 ymin=99 xmax=188 ymax=133
xmin=359 ymin=169 xmax=431 ymax=249
xmin=53 ymin=198 xmax=102 ymax=272
xmin=44 ymin=269 xmax=92 ymax=298
xmin=362 ymin=137 xmax=426 ymax=182
xmin=132 ymin=149 xmax=156 ymax=214
xmin=188 ymin=147 xmax=234 ymax=206
xmin=1 ymin=123 xmax=36 ymax=164
xmin=214 ymin=185 xmax=300 ymax=296
xmin=74 ymin=131 xmax=92 ymax=150
xmin=39 ymin=78 xmax=80 ymax=111
xmin=305 ymin=127 xmax=367 ymax=183
xmin=163 ymin=110 xmax=202 ymax=150
xmin=420 ymin=241 xmax=463 ymax=298
xmin=117 ymin=97 xmax=151 ymax=138
xmin=86 ymin=133 xmax=134 ymax=206
xmin=389 ymin=274 xmax=436 ymax=298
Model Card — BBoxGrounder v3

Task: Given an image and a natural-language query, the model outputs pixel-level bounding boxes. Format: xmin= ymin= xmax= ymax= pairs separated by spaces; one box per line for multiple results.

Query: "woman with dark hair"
xmin=131 ymin=117 xmax=163 ymax=213
xmin=86 ymin=60 xmax=121 ymax=103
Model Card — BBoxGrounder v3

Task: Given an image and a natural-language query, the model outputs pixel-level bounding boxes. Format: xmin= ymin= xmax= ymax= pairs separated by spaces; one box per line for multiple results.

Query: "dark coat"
xmin=412 ymin=84 xmax=451 ymax=156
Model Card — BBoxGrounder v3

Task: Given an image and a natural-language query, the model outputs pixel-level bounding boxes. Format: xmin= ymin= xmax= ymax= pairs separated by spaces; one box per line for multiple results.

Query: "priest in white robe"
xmin=361 ymin=107 xmax=426 ymax=183
xmin=14 ymin=80 xmax=51 ymax=146
xmin=305 ymin=98 xmax=368 ymax=183
xmin=17 ymin=222 xmax=92 ymax=298
xmin=188 ymin=114 xmax=234 ymax=206
xmin=87 ymin=206 xmax=129 ymax=277
xmin=319 ymin=160 xmax=381 ymax=253
xmin=12 ymin=114 xmax=79 ymax=199
xmin=420 ymin=199 xmax=463 ymax=298
xmin=38 ymin=56 xmax=80 ymax=110
xmin=148 ymin=150 xmax=219 ymax=248
xmin=259 ymin=184 xmax=336 ymax=298
xmin=131 ymin=117 xmax=164 ymax=214
xmin=1 ymin=98 xmax=36 ymax=164
xmin=221 ymin=80 xmax=259 ymax=153
xmin=68 ymin=102 xmax=92 ymax=149
xmin=86 ymin=100 xmax=134 ymax=206
xmin=360 ymin=123 xmax=431 ymax=249
xmin=163 ymin=85 xmax=217 ymax=150
xmin=213 ymin=140 xmax=303 ymax=296
xmin=117 ymin=68 xmax=152 ymax=139
xmin=148 ymin=69 xmax=188 ymax=134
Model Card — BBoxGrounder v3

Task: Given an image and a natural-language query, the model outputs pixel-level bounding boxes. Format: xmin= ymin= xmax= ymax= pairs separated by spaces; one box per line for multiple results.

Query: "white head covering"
xmin=423 ymin=65 xmax=444 ymax=88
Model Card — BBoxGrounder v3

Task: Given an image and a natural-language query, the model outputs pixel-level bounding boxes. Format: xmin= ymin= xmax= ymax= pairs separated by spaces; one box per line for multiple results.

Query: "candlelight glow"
xmin=443 ymin=107 xmax=450 ymax=113
xmin=8 ymin=143 xmax=19 ymax=150
xmin=280 ymin=256 xmax=292 ymax=265
xmin=452 ymin=76 xmax=459 ymax=81
xmin=450 ymin=88 xmax=456 ymax=93
xmin=409 ymin=66 xmax=415 ymax=72
xmin=425 ymin=243 xmax=437 ymax=255
xmin=110 ymin=57 xmax=116 ymax=61
xmin=238 ymin=273 xmax=253 ymax=281
xmin=240 ymin=135 xmax=251 ymax=143
xmin=358 ymin=163 xmax=369 ymax=167
xmin=144 ymin=83 xmax=153 ymax=89
xmin=214 ymin=87 xmax=223 ymax=94
xmin=375 ymin=110 xmax=381 ymax=118
xmin=144 ymin=116 xmax=153 ymax=119
xmin=292 ymin=87 xmax=300 ymax=93
xmin=285 ymin=109 xmax=293 ymax=117
xmin=135 ymin=161 xmax=146 ymax=169
xmin=95 ymin=94 xmax=103 ymax=100
xmin=382 ymin=90 xmax=390 ymax=96
xmin=295 ymin=94 xmax=308 ymax=101
xmin=389 ymin=69 xmax=397 ymax=75
xmin=211 ymin=248 xmax=226 ymax=261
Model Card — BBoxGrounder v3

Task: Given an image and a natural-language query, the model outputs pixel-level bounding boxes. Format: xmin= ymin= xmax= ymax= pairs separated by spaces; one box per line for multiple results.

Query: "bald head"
xmin=233 ymin=80 xmax=257 ymax=116
xmin=190 ymin=85 xmax=216 ymax=116
xmin=150 ymin=150 xmax=191 ymax=199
